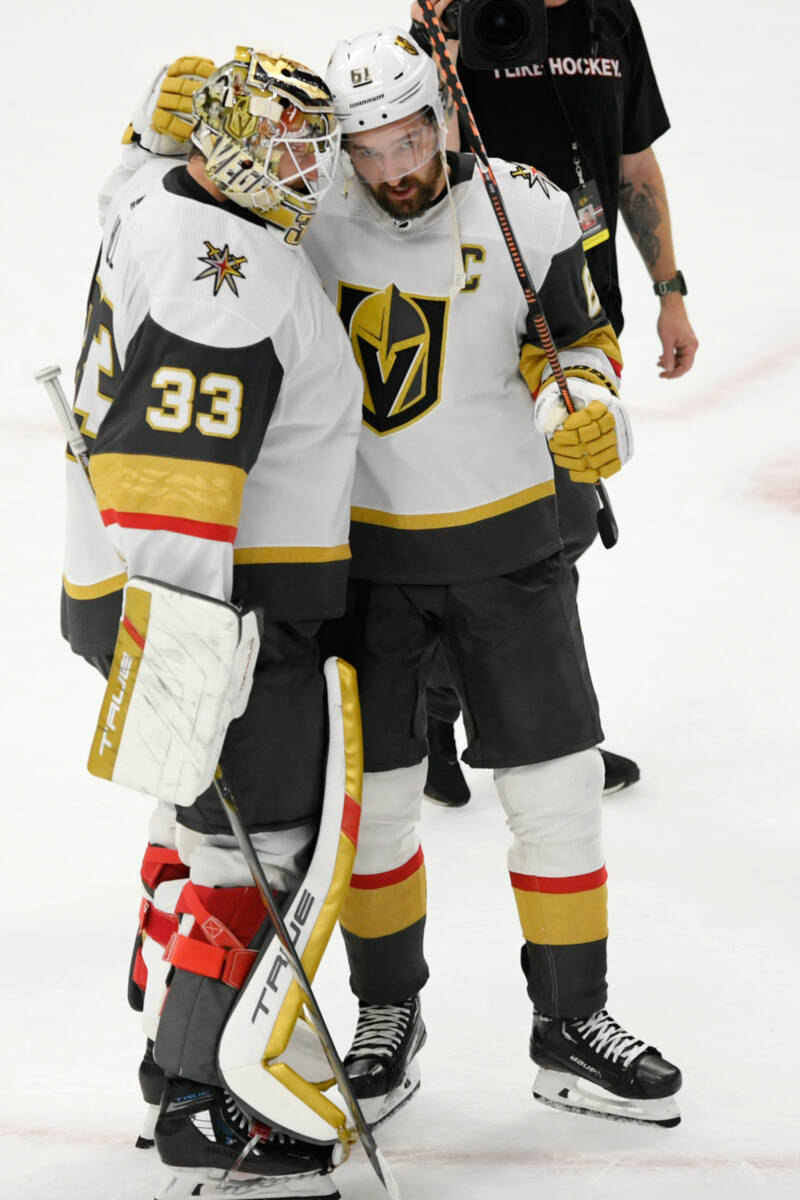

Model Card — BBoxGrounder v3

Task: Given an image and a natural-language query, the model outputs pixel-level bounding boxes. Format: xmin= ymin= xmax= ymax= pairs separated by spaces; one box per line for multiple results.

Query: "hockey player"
xmin=307 ymin=27 xmax=683 ymax=1130
xmin=117 ymin=28 xmax=682 ymax=1138
xmin=60 ymin=50 xmax=365 ymax=1200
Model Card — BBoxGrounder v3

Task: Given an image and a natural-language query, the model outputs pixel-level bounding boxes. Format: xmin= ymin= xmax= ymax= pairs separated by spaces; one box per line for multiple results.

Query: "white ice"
xmin=2 ymin=1 xmax=799 ymax=1197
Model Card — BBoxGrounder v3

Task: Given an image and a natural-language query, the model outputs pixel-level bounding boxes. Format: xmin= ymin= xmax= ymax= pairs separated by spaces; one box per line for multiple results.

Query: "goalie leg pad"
xmin=88 ymin=577 xmax=260 ymax=806
xmin=217 ymin=659 xmax=363 ymax=1146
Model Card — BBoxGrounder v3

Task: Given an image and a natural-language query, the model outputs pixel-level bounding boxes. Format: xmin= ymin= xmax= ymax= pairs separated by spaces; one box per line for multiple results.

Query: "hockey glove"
xmin=124 ymin=56 xmax=215 ymax=155
xmin=88 ymin=578 xmax=260 ymax=806
xmin=534 ymin=377 xmax=632 ymax=484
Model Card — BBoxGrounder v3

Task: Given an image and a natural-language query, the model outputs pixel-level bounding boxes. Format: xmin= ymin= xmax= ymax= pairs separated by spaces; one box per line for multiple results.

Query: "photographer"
xmin=411 ymin=0 xmax=698 ymax=806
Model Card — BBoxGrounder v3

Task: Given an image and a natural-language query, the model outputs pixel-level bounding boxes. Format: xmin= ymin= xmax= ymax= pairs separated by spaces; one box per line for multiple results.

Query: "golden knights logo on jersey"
xmin=338 ymin=282 xmax=449 ymax=435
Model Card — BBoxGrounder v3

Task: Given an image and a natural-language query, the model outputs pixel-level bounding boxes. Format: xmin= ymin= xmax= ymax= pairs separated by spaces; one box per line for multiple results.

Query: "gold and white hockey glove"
xmin=534 ymin=376 xmax=633 ymax=483
xmin=123 ymin=56 xmax=215 ymax=155
xmin=88 ymin=578 xmax=260 ymax=806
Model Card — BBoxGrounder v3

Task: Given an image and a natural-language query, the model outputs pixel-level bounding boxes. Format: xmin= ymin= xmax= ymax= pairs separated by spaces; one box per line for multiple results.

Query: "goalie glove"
xmin=534 ymin=376 xmax=633 ymax=484
xmin=123 ymin=56 xmax=215 ymax=155
xmin=88 ymin=578 xmax=260 ymax=806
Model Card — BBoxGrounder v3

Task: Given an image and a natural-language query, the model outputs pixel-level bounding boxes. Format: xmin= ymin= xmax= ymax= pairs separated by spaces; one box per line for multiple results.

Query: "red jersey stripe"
xmin=101 ymin=509 xmax=237 ymax=543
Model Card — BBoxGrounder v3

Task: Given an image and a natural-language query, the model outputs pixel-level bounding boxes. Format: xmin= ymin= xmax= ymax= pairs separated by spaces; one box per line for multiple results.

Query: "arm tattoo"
xmin=619 ymin=179 xmax=662 ymax=268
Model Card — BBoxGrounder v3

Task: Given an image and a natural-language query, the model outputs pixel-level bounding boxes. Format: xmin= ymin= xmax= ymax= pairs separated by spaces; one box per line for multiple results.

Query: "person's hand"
xmin=126 ymin=57 xmax=215 ymax=155
xmin=535 ymin=377 xmax=632 ymax=483
xmin=657 ymin=298 xmax=699 ymax=378
xmin=411 ymin=0 xmax=459 ymax=34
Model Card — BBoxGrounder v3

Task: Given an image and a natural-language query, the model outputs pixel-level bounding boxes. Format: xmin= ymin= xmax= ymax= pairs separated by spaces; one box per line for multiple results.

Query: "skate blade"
xmin=136 ymin=1102 xmax=159 ymax=1149
xmin=358 ymin=1057 xmax=421 ymax=1130
xmin=532 ymin=1067 xmax=681 ymax=1128
xmin=154 ymin=1166 xmax=339 ymax=1199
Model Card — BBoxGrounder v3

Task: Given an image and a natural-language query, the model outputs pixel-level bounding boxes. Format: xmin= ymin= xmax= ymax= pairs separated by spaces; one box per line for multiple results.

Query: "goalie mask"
xmin=326 ymin=27 xmax=450 ymax=181
xmin=192 ymin=47 xmax=340 ymax=244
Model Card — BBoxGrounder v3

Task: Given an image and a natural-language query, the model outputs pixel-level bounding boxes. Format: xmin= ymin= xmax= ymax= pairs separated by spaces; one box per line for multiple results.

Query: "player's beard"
xmin=370 ymin=155 xmax=446 ymax=218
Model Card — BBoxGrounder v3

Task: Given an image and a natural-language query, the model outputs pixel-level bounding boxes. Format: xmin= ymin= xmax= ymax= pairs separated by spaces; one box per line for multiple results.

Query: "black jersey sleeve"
xmin=621 ymin=3 xmax=671 ymax=153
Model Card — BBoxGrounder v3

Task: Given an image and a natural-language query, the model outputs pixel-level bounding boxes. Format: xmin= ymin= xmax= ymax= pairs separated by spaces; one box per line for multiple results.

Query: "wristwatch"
xmin=653 ymin=271 xmax=687 ymax=297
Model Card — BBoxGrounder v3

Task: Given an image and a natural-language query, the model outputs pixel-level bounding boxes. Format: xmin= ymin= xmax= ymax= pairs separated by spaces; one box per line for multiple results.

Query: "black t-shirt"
xmin=446 ymin=0 xmax=670 ymax=333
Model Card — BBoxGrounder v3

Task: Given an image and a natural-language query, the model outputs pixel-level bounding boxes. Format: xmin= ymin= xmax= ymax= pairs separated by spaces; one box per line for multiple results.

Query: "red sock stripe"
xmin=349 ymin=846 xmax=424 ymax=890
xmin=509 ymin=866 xmax=608 ymax=894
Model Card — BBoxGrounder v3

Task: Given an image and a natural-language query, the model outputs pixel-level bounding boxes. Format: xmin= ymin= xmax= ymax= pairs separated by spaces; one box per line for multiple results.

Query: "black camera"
xmin=445 ymin=0 xmax=548 ymax=71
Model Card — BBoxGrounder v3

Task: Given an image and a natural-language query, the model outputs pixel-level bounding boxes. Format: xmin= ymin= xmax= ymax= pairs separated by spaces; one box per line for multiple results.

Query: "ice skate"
xmin=344 ymin=996 xmax=426 ymax=1127
xmin=153 ymin=1075 xmax=341 ymax=1200
xmin=424 ymin=716 xmax=470 ymax=807
xmin=531 ymin=1008 xmax=681 ymax=1127
xmin=136 ymin=1038 xmax=165 ymax=1149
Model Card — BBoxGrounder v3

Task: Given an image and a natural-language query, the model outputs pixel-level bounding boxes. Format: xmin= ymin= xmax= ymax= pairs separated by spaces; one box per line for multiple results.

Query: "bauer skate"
xmin=530 ymin=1008 xmax=682 ymax=1127
xmin=153 ymin=1075 xmax=342 ymax=1200
xmin=344 ymin=995 xmax=426 ymax=1128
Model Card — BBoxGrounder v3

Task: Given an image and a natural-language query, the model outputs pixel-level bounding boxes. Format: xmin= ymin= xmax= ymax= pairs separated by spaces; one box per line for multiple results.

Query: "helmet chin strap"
xmin=441 ymin=145 xmax=467 ymax=298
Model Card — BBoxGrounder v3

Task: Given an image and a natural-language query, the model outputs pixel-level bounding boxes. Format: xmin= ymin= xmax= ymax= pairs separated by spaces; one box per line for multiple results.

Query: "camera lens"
xmin=475 ymin=2 xmax=530 ymax=52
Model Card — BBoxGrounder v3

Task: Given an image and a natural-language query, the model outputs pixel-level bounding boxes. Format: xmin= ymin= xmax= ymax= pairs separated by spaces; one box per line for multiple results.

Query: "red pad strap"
xmin=139 ymin=898 xmax=180 ymax=948
xmin=165 ymin=933 xmax=257 ymax=989
xmin=140 ymin=843 xmax=190 ymax=892
xmin=164 ymin=882 xmax=262 ymax=989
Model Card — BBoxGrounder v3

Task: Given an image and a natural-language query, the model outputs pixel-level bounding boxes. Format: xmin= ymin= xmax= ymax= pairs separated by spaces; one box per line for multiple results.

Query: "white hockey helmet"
xmin=191 ymin=47 xmax=340 ymax=245
xmin=326 ymin=27 xmax=448 ymax=135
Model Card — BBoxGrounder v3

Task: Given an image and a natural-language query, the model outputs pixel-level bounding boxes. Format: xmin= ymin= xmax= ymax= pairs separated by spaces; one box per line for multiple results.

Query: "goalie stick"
xmin=416 ymin=0 xmax=618 ymax=548
xmin=36 ymin=363 xmax=400 ymax=1200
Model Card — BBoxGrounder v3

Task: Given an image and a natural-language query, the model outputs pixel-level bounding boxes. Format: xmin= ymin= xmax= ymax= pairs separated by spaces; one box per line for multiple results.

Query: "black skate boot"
xmin=344 ymin=996 xmax=427 ymax=1128
xmin=136 ymin=1038 xmax=165 ymax=1148
xmin=153 ymin=1075 xmax=341 ymax=1199
xmin=530 ymin=1009 xmax=682 ymax=1127
xmin=600 ymin=749 xmax=640 ymax=796
xmin=424 ymin=715 xmax=470 ymax=807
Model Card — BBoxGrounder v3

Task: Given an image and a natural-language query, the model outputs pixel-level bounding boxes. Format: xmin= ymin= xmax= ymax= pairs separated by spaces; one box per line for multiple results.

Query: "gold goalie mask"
xmin=192 ymin=47 xmax=341 ymax=244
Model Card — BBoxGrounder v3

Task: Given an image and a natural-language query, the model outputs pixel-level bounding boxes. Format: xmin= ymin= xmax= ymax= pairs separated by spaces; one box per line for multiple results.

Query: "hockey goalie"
xmin=58 ymin=47 xmax=366 ymax=1200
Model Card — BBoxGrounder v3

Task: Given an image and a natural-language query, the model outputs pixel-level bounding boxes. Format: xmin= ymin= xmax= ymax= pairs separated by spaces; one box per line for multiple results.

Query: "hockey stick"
xmin=36 ymin=363 xmax=400 ymax=1200
xmin=416 ymin=0 xmax=618 ymax=548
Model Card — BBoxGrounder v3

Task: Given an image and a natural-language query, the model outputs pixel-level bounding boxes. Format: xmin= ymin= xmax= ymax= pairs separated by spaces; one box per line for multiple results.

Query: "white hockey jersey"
xmin=62 ymin=159 xmax=362 ymax=657
xmin=304 ymin=154 xmax=622 ymax=584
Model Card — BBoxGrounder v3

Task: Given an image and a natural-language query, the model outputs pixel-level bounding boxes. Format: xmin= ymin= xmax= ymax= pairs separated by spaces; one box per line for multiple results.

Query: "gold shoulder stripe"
xmin=351 ymin=481 xmax=555 ymax=530
xmin=63 ymin=571 xmax=128 ymax=600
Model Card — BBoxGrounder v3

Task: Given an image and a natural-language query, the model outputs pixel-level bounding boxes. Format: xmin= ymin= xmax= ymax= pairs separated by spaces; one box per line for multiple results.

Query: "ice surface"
xmin=2 ymin=2 xmax=799 ymax=1196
